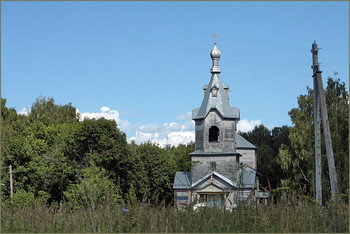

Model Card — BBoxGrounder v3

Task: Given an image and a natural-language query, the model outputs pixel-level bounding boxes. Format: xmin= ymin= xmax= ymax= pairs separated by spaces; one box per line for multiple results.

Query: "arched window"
xmin=209 ymin=126 xmax=219 ymax=142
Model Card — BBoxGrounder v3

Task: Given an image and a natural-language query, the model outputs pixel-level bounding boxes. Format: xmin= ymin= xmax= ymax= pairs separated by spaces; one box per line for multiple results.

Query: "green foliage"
xmin=324 ymin=77 xmax=349 ymax=199
xmin=277 ymin=144 xmax=292 ymax=171
xmin=73 ymin=118 xmax=126 ymax=156
xmin=165 ymin=142 xmax=194 ymax=172
xmin=131 ymin=142 xmax=177 ymax=203
xmin=1 ymin=98 xmax=20 ymax=128
xmin=64 ymin=166 xmax=122 ymax=210
xmin=2 ymin=95 xmax=187 ymax=206
xmin=126 ymin=183 xmax=138 ymax=208
xmin=28 ymin=97 xmax=79 ymax=125
xmin=11 ymin=190 xmax=35 ymax=208
xmin=277 ymin=77 xmax=349 ymax=201
xmin=10 ymin=189 xmax=47 ymax=208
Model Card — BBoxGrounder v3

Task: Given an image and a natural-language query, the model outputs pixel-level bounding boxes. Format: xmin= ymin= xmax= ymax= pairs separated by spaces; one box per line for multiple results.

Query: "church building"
xmin=173 ymin=41 xmax=259 ymax=210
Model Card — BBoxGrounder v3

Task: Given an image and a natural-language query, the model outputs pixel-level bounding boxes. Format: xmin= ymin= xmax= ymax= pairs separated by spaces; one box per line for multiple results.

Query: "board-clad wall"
xmin=191 ymin=156 xmax=238 ymax=183
xmin=195 ymin=110 xmax=237 ymax=153
xmin=236 ymin=148 xmax=257 ymax=169
xmin=175 ymin=190 xmax=190 ymax=209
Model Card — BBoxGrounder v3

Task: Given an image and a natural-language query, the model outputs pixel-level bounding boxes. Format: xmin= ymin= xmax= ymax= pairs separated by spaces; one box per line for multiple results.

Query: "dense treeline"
xmin=0 ymin=77 xmax=348 ymax=208
xmin=0 ymin=97 xmax=194 ymax=207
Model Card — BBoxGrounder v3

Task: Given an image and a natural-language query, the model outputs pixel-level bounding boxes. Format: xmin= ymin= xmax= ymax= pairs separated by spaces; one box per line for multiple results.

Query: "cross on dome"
xmin=212 ymin=32 xmax=219 ymax=43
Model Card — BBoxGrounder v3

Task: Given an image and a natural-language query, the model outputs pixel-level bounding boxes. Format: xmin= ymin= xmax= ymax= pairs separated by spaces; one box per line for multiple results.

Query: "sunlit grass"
xmin=1 ymin=199 xmax=348 ymax=232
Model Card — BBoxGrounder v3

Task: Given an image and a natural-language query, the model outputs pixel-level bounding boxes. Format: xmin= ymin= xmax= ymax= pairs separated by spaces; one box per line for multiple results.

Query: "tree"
xmin=28 ymin=97 xmax=79 ymax=125
xmin=71 ymin=118 xmax=121 ymax=165
xmin=1 ymin=98 xmax=19 ymax=124
xmin=324 ymin=77 xmax=349 ymax=198
xmin=64 ymin=165 xmax=122 ymax=209
xmin=240 ymin=125 xmax=286 ymax=190
xmin=1 ymin=98 xmax=80 ymax=203
xmin=277 ymin=86 xmax=318 ymax=194
xmin=165 ymin=142 xmax=194 ymax=172
xmin=277 ymin=77 xmax=349 ymax=201
xmin=132 ymin=142 xmax=176 ymax=204
xmin=240 ymin=125 xmax=273 ymax=147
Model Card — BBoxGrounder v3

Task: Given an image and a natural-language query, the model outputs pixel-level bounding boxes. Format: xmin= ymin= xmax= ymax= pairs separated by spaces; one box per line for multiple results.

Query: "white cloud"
xmin=77 ymin=107 xmax=137 ymax=136
xmin=101 ymin=106 xmax=110 ymax=112
xmin=129 ymin=112 xmax=195 ymax=147
xmin=237 ymin=119 xmax=262 ymax=132
xmin=167 ymin=131 xmax=195 ymax=146
xmin=60 ymin=106 xmax=264 ymax=147
xmin=79 ymin=106 xmax=120 ymax=123
xmin=129 ymin=122 xmax=195 ymax=148
xmin=19 ymin=107 xmax=30 ymax=116
xmin=129 ymin=116 xmax=264 ymax=147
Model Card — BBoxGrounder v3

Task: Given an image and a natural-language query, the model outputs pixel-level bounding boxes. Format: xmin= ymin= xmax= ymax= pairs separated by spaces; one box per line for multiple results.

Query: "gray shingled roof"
xmin=191 ymin=171 xmax=235 ymax=188
xmin=173 ymin=172 xmax=192 ymax=189
xmin=175 ymin=169 xmax=256 ymax=190
xmin=189 ymin=150 xmax=241 ymax=156
xmin=235 ymin=166 xmax=256 ymax=188
xmin=236 ymin=133 xmax=257 ymax=149
xmin=193 ymin=74 xmax=240 ymax=120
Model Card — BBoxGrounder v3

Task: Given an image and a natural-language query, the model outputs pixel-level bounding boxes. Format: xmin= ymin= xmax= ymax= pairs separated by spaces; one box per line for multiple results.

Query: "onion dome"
xmin=210 ymin=42 xmax=222 ymax=59
xmin=210 ymin=42 xmax=221 ymax=74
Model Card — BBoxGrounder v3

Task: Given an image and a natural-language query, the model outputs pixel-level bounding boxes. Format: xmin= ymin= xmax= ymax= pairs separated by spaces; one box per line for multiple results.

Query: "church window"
xmin=209 ymin=126 xmax=219 ymax=142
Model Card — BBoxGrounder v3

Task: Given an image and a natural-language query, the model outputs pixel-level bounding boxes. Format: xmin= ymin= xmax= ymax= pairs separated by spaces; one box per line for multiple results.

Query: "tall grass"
xmin=1 ymin=199 xmax=348 ymax=232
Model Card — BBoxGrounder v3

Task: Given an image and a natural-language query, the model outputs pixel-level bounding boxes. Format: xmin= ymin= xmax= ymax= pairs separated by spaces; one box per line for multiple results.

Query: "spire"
xmin=210 ymin=41 xmax=221 ymax=74
xmin=192 ymin=40 xmax=239 ymax=120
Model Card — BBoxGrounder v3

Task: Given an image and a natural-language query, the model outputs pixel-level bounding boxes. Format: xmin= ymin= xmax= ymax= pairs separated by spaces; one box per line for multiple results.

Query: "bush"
xmin=64 ymin=166 xmax=122 ymax=210
xmin=11 ymin=189 xmax=36 ymax=208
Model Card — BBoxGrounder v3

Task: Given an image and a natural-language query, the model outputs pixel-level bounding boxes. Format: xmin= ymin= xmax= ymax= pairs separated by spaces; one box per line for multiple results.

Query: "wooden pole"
xmin=316 ymin=71 xmax=339 ymax=202
xmin=312 ymin=42 xmax=339 ymax=203
xmin=311 ymin=42 xmax=322 ymax=206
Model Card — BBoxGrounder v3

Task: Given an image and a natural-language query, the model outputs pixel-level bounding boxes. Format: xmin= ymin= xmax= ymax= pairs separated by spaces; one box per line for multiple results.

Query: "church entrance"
xmin=198 ymin=193 xmax=226 ymax=208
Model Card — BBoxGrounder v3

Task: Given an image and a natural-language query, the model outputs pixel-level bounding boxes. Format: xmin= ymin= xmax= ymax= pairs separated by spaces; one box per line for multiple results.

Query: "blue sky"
xmin=2 ymin=1 xmax=349 ymax=146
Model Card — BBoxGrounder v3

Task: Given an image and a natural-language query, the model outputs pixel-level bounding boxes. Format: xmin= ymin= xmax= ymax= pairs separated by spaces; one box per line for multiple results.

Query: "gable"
xmin=198 ymin=183 xmax=226 ymax=193
xmin=190 ymin=167 xmax=256 ymax=190
xmin=192 ymin=171 xmax=235 ymax=190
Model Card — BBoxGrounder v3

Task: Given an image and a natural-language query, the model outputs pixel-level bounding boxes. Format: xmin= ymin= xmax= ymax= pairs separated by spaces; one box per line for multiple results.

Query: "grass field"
xmin=1 ymin=198 xmax=348 ymax=233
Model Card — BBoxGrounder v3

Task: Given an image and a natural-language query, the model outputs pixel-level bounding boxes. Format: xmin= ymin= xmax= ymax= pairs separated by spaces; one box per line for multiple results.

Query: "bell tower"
xmin=173 ymin=39 xmax=259 ymax=210
xmin=190 ymin=41 xmax=241 ymax=183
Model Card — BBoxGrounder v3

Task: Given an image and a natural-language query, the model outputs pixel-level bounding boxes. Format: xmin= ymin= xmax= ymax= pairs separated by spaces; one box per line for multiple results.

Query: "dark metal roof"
xmin=173 ymin=172 xmax=192 ymax=189
xmin=189 ymin=150 xmax=242 ymax=157
xmin=236 ymin=133 xmax=257 ymax=149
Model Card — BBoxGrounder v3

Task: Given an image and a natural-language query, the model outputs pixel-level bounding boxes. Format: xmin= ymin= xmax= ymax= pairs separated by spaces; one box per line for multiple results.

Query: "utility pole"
xmin=311 ymin=41 xmax=339 ymax=203
xmin=311 ymin=42 xmax=322 ymax=207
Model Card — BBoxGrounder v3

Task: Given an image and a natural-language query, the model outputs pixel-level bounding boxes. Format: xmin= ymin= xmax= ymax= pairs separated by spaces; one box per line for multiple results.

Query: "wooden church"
xmin=173 ymin=41 xmax=261 ymax=210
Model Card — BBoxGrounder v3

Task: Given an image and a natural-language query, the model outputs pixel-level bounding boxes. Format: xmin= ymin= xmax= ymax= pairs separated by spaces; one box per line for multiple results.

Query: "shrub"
xmin=64 ymin=166 xmax=122 ymax=210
